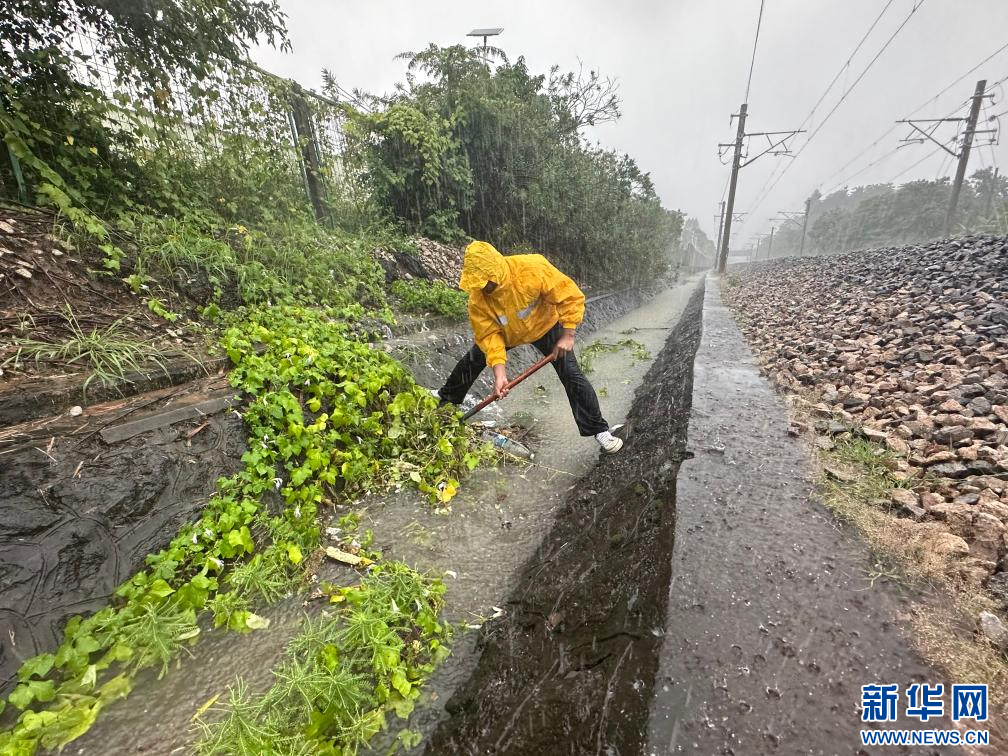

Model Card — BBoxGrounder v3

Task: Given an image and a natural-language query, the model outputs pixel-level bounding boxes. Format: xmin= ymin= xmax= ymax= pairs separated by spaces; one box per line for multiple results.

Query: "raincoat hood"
xmin=458 ymin=240 xmax=511 ymax=292
xmin=462 ymin=247 xmax=586 ymax=367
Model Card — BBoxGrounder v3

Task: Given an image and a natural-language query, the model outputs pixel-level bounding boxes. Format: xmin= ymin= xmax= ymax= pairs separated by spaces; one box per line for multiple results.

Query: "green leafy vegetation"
xmin=1 ymin=0 xmax=290 ymax=219
xmin=196 ymin=562 xmax=450 ymax=754
xmin=391 ymin=279 xmax=468 ymax=320
xmin=577 ymin=338 xmax=651 ymax=374
xmin=1 ymin=0 xmax=374 ymax=280
xmin=340 ymin=45 xmax=682 ymax=287
xmin=126 ymin=215 xmax=394 ymax=313
xmin=0 ymin=305 xmax=485 ymax=753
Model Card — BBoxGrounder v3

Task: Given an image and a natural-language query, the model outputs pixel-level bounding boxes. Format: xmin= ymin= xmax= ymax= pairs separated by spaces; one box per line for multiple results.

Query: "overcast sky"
xmin=254 ymin=0 xmax=1008 ymax=248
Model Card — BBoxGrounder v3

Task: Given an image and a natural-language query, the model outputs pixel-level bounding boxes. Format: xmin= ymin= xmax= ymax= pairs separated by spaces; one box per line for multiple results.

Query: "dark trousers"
xmin=439 ymin=322 xmax=609 ymax=437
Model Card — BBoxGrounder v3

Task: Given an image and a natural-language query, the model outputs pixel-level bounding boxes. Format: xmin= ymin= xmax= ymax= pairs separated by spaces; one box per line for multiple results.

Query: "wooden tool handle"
xmin=461 ymin=352 xmax=557 ymax=421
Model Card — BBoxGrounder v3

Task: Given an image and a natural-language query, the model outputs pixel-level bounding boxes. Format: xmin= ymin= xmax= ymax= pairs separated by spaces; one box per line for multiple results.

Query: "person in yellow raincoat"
xmin=435 ymin=240 xmax=624 ymax=453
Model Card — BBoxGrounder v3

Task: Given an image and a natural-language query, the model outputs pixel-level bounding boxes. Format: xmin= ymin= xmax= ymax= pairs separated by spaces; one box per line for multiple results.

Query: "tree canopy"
xmin=762 ymin=169 xmax=1007 ymax=258
xmin=339 ymin=44 xmax=682 ymax=286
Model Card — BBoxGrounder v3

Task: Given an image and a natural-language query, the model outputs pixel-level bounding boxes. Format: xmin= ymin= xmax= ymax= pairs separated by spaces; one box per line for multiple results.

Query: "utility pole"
xmin=799 ymin=196 xmax=811 ymax=256
xmin=717 ymin=105 xmax=747 ymax=273
xmin=945 ymin=80 xmax=987 ymax=236
xmin=766 ymin=225 xmax=775 ymax=259
xmin=716 ymin=104 xmax=804 ymax=272
xmin=715 ymin=201 xmax=726 ymax=257
xmin=897 ymin=80 xmax=994 ymax=237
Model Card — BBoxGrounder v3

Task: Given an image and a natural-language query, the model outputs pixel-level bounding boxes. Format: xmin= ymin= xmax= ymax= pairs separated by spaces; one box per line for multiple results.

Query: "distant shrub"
xmin=392 ymin=279 xmax=468 ymax=319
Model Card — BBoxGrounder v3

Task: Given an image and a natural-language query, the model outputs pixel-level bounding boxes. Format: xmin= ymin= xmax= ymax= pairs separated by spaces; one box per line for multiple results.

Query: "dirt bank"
xmin=424 ymin=282 xmax=704 ymax=754
xmin=0 ymin=378 xmax=244 ymax=690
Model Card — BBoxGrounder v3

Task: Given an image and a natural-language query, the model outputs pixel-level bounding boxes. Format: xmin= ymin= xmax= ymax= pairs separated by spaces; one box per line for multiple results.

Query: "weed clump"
xmin=2 ymin=305 xmax=183 ymax=395
xmin=197 ymin=563 xmax=449 ymax=754
xmin=391 ymin=279 xmax=467 ymax=320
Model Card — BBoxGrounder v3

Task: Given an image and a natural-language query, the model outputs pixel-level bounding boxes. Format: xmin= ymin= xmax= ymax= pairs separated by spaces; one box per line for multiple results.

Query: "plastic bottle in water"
xmin=480 ymin=430 xmax=534 ymax=460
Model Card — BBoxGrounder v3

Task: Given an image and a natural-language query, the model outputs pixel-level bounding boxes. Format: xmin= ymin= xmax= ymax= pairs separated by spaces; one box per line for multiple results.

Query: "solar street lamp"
xmin=466 ymin=27 xmax=503 ymax=53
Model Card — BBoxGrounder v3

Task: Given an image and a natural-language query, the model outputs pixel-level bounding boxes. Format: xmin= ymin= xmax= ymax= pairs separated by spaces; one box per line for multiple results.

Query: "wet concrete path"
xmin=647 ymin=279 xmax=949 ymax=755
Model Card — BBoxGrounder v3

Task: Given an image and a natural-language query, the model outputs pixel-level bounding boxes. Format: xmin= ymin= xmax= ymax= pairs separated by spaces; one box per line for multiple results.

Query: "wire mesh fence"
xmin=2 ymin=22 xmax=364 ymax=226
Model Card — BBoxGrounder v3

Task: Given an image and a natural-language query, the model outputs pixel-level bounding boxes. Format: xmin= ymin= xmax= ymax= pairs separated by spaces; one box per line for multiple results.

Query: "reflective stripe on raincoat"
xmin=458 ymin=241 xmax=585 ymax=367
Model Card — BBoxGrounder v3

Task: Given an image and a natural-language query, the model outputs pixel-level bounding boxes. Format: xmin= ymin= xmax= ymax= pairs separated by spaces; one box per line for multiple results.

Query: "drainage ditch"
xmin=425 ymin=281 xmax=705 ymax=754
xmin=0 ymin=280 xmax=684 ymax=705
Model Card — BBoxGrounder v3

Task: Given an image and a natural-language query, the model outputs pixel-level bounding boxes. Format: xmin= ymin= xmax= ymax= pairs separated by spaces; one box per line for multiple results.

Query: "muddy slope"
xmin=425 ymin=282 xmax=705 ymax=755
xmin=0 ymin=379 xmax=243 ymax=690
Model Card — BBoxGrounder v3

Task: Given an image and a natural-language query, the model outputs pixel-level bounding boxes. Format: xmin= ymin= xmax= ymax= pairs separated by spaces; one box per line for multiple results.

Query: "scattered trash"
xmin=324 ymin=546 xmax=373 ymax=567
xmin=481 ymin=430 xmax=534 ymax=460
xmin=68 ymin=405 xmax=83 ymax=417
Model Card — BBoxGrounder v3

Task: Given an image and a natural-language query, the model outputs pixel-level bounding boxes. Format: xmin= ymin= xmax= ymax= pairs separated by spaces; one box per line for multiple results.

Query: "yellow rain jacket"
xmin=458 ymin=241 xmax=585 ymax=367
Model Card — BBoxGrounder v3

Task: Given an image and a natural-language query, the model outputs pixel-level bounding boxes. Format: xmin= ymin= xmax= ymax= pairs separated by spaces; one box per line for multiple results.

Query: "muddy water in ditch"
xmin=71 ymin=277 xmax=703 ymax=754
xmin=424 ymin=282 xmax=705 ymax=755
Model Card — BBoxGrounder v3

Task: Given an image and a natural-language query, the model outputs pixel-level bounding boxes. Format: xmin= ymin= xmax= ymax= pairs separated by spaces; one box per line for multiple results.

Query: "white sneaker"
xmin=595 ymin=429 xmax=623 ymax=454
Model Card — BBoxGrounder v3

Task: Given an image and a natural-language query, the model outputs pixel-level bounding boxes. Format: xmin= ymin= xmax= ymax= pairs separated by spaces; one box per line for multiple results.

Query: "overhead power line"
xmin=820 ymin=87 xmax=975 ymax=196
xmin=889 ymin=143 xmax=944 ymax=182
xmin=796 ymin=0 xmax=897 ymax=132
xmin=821 ymin=144 xmax=903 ymax=194
xmin=816 ymin=40 xmax=1008 ymax=193
xmin=748 ymin=0 xmax=897 ymax=205
xmin=744 ymin=0 xmax=767 ymax=103
xmin=740 ymin=0 xmax=926 ymax=231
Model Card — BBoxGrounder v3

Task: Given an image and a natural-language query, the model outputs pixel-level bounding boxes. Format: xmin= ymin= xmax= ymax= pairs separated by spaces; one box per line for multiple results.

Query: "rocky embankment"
xmin=722 ymin=235 xmax=1008 ymax=598
xmin=373 ymin=238 xmax=463 ymax=285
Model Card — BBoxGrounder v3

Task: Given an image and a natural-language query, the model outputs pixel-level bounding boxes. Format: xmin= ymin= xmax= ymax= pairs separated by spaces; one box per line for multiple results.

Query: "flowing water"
xmin=70 ymin=277 xmax=704 ymax=754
